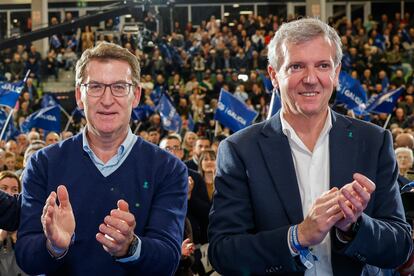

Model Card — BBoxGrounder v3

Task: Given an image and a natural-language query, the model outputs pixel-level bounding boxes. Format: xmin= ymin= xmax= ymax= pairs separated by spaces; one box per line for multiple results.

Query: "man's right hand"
xmin=297 ymin=188 xmax=343 ymax=247
xmin=41 ymin=185 xmax=75 ymax=254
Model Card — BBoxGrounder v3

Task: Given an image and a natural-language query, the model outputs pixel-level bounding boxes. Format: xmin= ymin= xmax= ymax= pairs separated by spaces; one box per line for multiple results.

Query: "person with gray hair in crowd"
xmin=395 ymin=147 xmax=414 ymax=190
xmin=208 ymin=18 xmax=412 ymax=275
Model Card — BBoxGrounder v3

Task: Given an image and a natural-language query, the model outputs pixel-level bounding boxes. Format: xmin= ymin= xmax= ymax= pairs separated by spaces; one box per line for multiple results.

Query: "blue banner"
xmin=0 ymin=81 xmax=24 ymax=108
xmin=214 ymin=89 xmax=258 ymax=132
xmin=159 ymin=42 xmax=183 ymax=66
xmin=0 ymin=109 xmax=19 ymax=140
xmin=365 ymin=87 xmax=404 ymax=114
xmin=258 ymin=72 xmax=274 ymax=94
xmin=150 ymin=86 xmax=164 ymax=106
xmin=41 ymin=93 xmax=60 ymax=108
xmin=50 ymin=35 xmax=62 ymax=49
xmin=268 ymin=91 xmax=282 ymax=118
xmin=21 ymin=105 xmax=61 ymax=133
xmin=187 ymin=113 xmax=195 ymax=132
xmin=131 ymin=104 xmax=154 ymax=122
xmin=71 ymin=107 xmax=85 ymax=120
xmin=156 ymin=94 xmax=182 ymax=133
xmin=336 ymin=71 xmax=367 ymax=110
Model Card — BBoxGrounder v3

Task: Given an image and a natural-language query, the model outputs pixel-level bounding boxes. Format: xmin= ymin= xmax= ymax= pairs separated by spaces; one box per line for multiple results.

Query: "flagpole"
xmin=214 ymin=120 xmax=221 ymax=137
xmin=63 ymin=115 xmax=73 ymax=132
xmin=0 ymin=69 xmax=31 ymax=141
xmin=23 ymin=70 xmax=31 ymax=82
xmin=383 ymin=114 xmax=392 ymax=129
xmin=0 ymin=108 xmax=15 ymax=141
xmin=58 ymin=105 xmax=71 ymax=122
xmin=133 ymin=121 xmax=142 ymax=134
xmin=266 ymin=91 xmax=276 ymax=120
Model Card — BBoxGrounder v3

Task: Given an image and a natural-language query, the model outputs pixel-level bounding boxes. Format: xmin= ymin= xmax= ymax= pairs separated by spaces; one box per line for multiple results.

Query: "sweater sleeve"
xmin=15 ymin=150 xmax=66 ymax=275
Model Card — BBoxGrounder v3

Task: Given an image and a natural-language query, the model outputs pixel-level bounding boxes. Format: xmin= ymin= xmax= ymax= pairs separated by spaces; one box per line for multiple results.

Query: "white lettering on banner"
xmin=163 ymin=118 xmax=171 ymax=127
xmin=218 ymin=101 xmax=247 ymax=126
xmin=168 ymin=109 xmax=175 ymax=118
xmin=225 ymin=109 xmax=247 ymax=126
xmin=378 ymin=94 xmax=394 ymax=104
xmin=1 ymin=83 xmax=23 ymax=94
xmin=344 ymin=89 xmax=364 ymax=105
xmin=38 ymin=114 xmax=57 ymax=122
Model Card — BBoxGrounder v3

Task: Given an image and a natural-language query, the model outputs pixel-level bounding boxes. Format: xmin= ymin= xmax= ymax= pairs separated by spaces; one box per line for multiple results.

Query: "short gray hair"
xmin=267 ymin=18 xmax=343 ymax=71
xmin=395 ymin=147 xmax=414 ymax=162
xmin=75 ymin=42 xmax=141 ymax=86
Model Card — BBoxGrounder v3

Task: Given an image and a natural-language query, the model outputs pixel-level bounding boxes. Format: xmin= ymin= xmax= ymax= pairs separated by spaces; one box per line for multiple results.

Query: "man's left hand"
xmin=96 ymin=200 xmax=136 ymax=257
xmin=335 ymin=173 xmax=376 ymax=232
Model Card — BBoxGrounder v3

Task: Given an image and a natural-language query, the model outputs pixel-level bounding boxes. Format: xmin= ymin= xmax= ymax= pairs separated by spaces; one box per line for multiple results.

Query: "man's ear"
xmin=267 ymin=65 xmax=278 ymax=89
xmin=333 ymin=63 xmax=342 ymax=87
xmin=75 ymin=86 xmax=84 ymax=109
xmin=132 ymin=85 xmax=141 ymax=108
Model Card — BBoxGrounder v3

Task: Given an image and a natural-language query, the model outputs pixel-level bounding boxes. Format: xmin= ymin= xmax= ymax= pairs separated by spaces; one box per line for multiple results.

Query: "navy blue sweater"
xmin=16 ymin=133 xmax=188 ymax=276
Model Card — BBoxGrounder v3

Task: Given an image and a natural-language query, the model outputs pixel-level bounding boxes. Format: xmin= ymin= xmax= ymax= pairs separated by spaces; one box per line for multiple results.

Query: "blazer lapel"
xmin=329 ymin=112 xmax=358 ymax=189
xmin=258 ymin=113 xmax=303 ymax=224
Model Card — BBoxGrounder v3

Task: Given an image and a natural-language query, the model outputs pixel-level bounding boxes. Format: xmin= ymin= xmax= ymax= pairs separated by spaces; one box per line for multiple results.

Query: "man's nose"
xmin=101 ymin=86 xmax=114 ymax=104
xmin=303 ymin=67 xmax=318 ymax=84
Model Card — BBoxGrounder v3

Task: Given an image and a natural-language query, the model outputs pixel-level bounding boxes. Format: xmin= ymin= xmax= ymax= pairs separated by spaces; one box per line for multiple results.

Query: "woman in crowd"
xmin=182 ymin=131 xmax=197 ymax=161
xmin=197 ymin=149 xmax=216 ymax=202
xmin=396 ymin=147 xmax=414 ymax=191
xmin=0 ymin=171 xmax=26 ymax=276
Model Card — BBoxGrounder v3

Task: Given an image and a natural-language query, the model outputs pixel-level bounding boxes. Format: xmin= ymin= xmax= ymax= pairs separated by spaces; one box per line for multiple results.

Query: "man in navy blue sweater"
xmin=16 ymin=42 xmax=188 ymax=276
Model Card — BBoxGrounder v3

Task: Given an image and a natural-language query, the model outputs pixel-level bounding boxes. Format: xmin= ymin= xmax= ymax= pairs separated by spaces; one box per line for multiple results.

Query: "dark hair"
xmin=147 ymin=127 xmax=159 ymax=133
xmin=197 ymin=149 xmax=216 ymax=177
xmin=0 ymin=171 xmax=22 ymax=193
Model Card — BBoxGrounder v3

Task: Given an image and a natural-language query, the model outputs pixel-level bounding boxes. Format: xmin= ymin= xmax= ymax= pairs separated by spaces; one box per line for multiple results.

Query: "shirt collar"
xmin=82 ymin=127 xmax=134 ymax=161
xmin=281 ymin=108 xmax=332 ymax=144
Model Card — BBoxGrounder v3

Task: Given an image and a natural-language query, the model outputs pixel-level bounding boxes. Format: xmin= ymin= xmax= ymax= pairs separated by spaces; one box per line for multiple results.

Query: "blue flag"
xmin=214 ymin=89 xmax=258 ymax=132
xmin=50 ymin=35 xmax=61 ymax=49
xmin=374 ymin=33 xmax=386 ymax=51
xmin=131 ymin=104 xmax=154 ymax=121
xmin=365 ymin=87 xmax=404 ymax=114
xmin=0 ymin=81 xmax=24 ymax=108
xmin=41 ymin=93 xmax=60 ymax=108
xmin=187 ymin=113 xmax=195 ymax=132
xmin=336 ymin=71 xmax=367 ymax=110
xmin=0 ymin=109 xmax=19 ymax=140
xmin=268 ymin=91 xmax=282 ymax=118
xmin=71 ymin=107 xmax=85 ymax=120
xmin=21 ymin=105 xmax=61 ymax=133
xmin=341 ymin=53 xmax=352 ymax=72
xmin=258 ymin=72 xmax=274 ymax=94
xmin=156 ymin=94 xmax=182 ymax=133
xmin=150 ymin=86 xmax=164 ymax=106
xmin=158 ymin=42 xmax=182 ymax=66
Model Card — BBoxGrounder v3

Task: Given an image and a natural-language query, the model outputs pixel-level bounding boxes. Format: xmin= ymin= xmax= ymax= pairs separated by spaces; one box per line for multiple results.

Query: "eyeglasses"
xmin=165 ymin=146 xmax=182 ymax=152
xmin=80 ymin=82 xmax=134 ymax=97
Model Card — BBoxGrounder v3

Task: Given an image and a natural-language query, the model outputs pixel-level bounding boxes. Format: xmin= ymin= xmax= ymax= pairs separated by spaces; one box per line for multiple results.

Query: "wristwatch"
xmin=116 ymin=235 xmax=139 ymax=259
xmin=340 ymin=217 xmax=362 ymax=241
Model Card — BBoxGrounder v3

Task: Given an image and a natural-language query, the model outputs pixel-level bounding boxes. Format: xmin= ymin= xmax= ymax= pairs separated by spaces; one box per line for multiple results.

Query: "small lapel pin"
xmin=143 ymin=181 xmax=149 ymax=189
xmin=348 ymin=131 xmax=353 ymax=138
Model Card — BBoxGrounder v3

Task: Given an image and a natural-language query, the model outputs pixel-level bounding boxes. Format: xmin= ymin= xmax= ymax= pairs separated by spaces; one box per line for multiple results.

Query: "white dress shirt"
xmin=281 ymin=109 xmax=333 ymax=276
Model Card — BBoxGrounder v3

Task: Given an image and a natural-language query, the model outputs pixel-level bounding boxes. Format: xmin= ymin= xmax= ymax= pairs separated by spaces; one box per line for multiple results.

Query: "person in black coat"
xmin=0 ymin=190 xmax=19 ymax=231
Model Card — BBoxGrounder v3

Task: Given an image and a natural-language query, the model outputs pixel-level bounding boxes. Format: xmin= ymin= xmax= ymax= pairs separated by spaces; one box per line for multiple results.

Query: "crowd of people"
xmin=0 ymin=7 xmax=413 ymax=276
